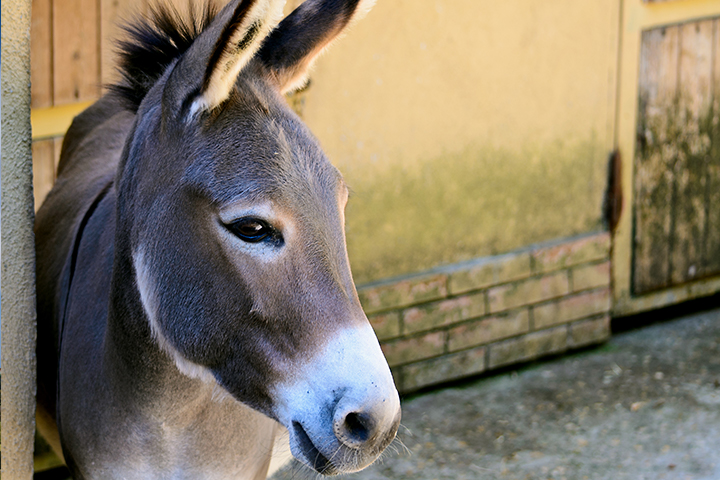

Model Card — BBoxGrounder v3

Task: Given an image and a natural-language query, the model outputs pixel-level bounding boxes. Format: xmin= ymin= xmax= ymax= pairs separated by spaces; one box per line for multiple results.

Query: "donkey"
xmin=34 ymin=0 xmax=400 ymax=478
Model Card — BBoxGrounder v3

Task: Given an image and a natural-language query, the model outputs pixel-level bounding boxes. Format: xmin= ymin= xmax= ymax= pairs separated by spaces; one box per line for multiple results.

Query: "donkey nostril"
xmin=344 ymin=412 xmax=370 ymax=443
xmin=334 ymin=411 xmax=376 ymax=448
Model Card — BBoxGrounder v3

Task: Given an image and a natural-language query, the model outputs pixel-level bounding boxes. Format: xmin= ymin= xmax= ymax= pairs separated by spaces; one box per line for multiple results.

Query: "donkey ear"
xmin=257 ymin=0 xmax=376 ymax=94
xmin=165 ymin=0 xmax=286 ymax=116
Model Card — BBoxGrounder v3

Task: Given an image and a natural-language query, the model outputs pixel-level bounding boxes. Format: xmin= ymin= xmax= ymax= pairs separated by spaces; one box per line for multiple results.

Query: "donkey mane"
xmin=110 ymin=2 xmax=220 ymax=112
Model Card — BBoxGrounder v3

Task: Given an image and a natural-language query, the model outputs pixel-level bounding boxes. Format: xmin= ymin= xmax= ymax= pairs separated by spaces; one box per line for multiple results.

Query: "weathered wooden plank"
xmin=679 ymin=21 xmax=714 ymax=118
xmin=669 ymin=19 xmax=714 ymax=285
xmin=101 ymin=0 xmax=146 ymax=86
xmin=53 ymin=0 xmax=101 ymax=104
xmin=31 ymin=0 xmax=53 ymax=108
xmin=634 ymin=26 xmax=680 ymax=294
xmin=634 ymin=18 xmax=720 ymax=294
xmin=714 ymin=19 xmax=720 ymax=96
xmin=32 ymin=139 xmax=56 ymax=211
xmin=705 ymin=19 xmax=720 ymax=275
xmin=640 ymin=26 xmax=680 ymax=116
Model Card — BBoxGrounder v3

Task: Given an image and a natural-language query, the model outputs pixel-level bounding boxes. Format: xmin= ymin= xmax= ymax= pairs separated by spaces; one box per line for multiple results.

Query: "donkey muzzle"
xmin=332 ymin=391 xmax=401 ymax=452
xmin=272 ymin=322 xmax=401 ymax=474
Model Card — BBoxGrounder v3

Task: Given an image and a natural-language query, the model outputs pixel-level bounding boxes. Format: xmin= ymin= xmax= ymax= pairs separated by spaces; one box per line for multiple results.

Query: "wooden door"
xmin=633 ymin=18 xmax=720 ymax=295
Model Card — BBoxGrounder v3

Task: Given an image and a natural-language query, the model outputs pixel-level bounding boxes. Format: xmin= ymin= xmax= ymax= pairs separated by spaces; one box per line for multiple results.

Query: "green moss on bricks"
xmin=447 ymin=309 xmax=530 ymax=352
xmin=488 ymin=327 xmax=568 ymax=369
xmin=358 ymin=274 xmax=448 ymax=313
xmin=449 ymin=252 xmax=532 ymax=295
xmin=402 ymin=292 xmax=486 ymax=335
xmin=532 ymin=288 xmax=611 ymax=329
xmin=572 ymin=261 xmax=611 ymax=292
xmin=401 ymin=347 xmax=486 ymax=392
xmin=368 ymin=311 xmax=401 ymax=340
xmin=343 ymin=137 xmax=606 ymax=284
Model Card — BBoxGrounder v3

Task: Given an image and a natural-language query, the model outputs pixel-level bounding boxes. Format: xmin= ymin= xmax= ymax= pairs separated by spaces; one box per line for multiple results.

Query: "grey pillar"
xmin=2 ymin=0 xmax=38 ymax=477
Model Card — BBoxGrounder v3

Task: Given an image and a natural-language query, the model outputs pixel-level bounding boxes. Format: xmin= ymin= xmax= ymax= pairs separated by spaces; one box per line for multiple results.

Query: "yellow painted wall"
xmin=299 ymin=0 xmax=621 ymax=284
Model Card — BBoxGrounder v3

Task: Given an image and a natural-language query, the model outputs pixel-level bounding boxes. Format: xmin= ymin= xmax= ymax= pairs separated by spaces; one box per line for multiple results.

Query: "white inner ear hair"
xmin=192 ymin=0 xmax=287 ymax=115
xmin=350 ymin=0 xmax=377 ymax=26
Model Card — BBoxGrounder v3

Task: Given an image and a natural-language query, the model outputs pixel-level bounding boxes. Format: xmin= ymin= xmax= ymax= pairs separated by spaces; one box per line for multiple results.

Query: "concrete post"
xmin=2 ymin=0 xmax=38 ymax=477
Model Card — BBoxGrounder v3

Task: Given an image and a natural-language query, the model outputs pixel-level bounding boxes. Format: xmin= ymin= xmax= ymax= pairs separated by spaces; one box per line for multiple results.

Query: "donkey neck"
xmin=104 ymin=237 xmax=216 ymax=412
xmin=82 ymin=226 xmax=277 ymax=480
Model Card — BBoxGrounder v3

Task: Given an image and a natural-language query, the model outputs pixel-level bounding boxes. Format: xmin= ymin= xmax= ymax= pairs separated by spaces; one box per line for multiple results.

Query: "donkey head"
xmin=116 ymin=0 xmax=399 ymax=474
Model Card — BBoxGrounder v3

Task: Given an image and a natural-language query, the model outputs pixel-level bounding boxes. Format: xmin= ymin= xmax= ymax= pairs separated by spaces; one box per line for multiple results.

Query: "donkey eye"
xmin=226 ymin=217 xmax=275 ymax=243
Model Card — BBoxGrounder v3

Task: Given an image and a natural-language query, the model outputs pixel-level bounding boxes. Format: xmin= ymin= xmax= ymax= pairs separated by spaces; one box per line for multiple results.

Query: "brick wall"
xmin=358 ymin=231 xmax=611 ymax=393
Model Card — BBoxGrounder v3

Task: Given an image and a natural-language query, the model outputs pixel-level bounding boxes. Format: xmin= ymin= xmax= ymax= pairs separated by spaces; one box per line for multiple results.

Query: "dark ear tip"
xmin=257 ymin=0 xmax=376 ymax=92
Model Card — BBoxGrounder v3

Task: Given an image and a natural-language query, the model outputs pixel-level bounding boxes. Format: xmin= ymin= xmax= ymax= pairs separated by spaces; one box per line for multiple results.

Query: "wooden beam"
xmin=31 ymin=101 xmax=93 ymax=140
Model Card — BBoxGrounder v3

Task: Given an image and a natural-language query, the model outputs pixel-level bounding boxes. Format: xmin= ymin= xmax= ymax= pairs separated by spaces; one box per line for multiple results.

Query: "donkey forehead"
xmin=186 ymin=94 xmax=347 ymax=209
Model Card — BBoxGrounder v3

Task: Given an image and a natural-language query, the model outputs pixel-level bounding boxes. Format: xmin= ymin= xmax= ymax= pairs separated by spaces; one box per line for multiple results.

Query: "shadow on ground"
xmin=273 ymin=303 xmax=720 ymax=480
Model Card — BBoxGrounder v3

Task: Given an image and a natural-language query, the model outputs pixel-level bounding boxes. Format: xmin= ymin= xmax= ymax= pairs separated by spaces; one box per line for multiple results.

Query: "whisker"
xmin=399 ymin=423 xmax=414 ymax=436
xmin=394 ymin=435 xmax=412 ymax=456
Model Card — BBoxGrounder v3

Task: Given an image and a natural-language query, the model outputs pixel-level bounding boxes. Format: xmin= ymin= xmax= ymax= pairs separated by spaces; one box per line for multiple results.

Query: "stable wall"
xmin=300 ymin=0 xmax=620 ymax=283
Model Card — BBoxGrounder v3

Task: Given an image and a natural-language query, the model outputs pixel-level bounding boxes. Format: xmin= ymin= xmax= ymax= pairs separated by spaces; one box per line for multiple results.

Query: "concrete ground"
xmin=273 ymin=304 xmax=720 ymax=480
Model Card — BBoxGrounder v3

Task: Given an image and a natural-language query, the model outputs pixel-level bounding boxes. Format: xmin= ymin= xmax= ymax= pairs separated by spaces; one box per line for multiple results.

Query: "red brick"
xmin=531 ymin=233 xmax=610 ymax=274
xmin=368 ymin=311 xmax=401 ymax=340
xmin=381 ymin=331 xmax=445 ymax=367
xmin=449 ymin=252 xmax=532 ymax=295
xmin=403 ymin=292 xmax=485 ymax=334
xmin=533 ymin=289 xmax=611 ymax=329
xmin=569 ymin=316 xmax=611 ymax=348
xmin=448 ymin=309 xmax=530 ymax=352
xmin=488 ymin=327 xmax=567 ymax=369
xmin=488 ymin=272 xmax=569 ymax=313
xmin=401 ymin=347 xmax=486 ymax=392
xmin=358 ymin=274 xmax=448 ymax=314
xmin=572 ymin=261 xmax=611 ymax=292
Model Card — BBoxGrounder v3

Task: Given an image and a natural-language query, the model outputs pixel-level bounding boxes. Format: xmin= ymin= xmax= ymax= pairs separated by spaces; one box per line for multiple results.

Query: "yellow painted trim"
xmin=632 ymin=0 xmax=720 ymax=30
xmin=612 ymin=0 xmax=720 ymax=315
xmin=613 ymin=277 xmax=720 ymax=317
xmin=31 ymin=101 xmax=93 ymax=140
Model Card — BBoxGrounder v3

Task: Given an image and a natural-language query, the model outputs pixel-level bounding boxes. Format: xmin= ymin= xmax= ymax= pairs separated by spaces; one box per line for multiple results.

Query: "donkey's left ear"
xmin=257 ymin=0 xmax=376 ymax=94
xmin=165 ymin=0 xmax=286 ymax=117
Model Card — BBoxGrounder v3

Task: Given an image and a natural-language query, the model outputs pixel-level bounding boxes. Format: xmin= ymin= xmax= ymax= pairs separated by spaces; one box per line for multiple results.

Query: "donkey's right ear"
xmin=164 ymin=0 xmax=285 ymax=118
xmin=257 ymin=0 xmax=376 ymax=94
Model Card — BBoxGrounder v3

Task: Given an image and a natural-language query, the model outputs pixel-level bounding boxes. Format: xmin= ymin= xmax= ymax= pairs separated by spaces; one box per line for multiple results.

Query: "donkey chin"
xmin=271 ymin=322 xmax=402 ymax=475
